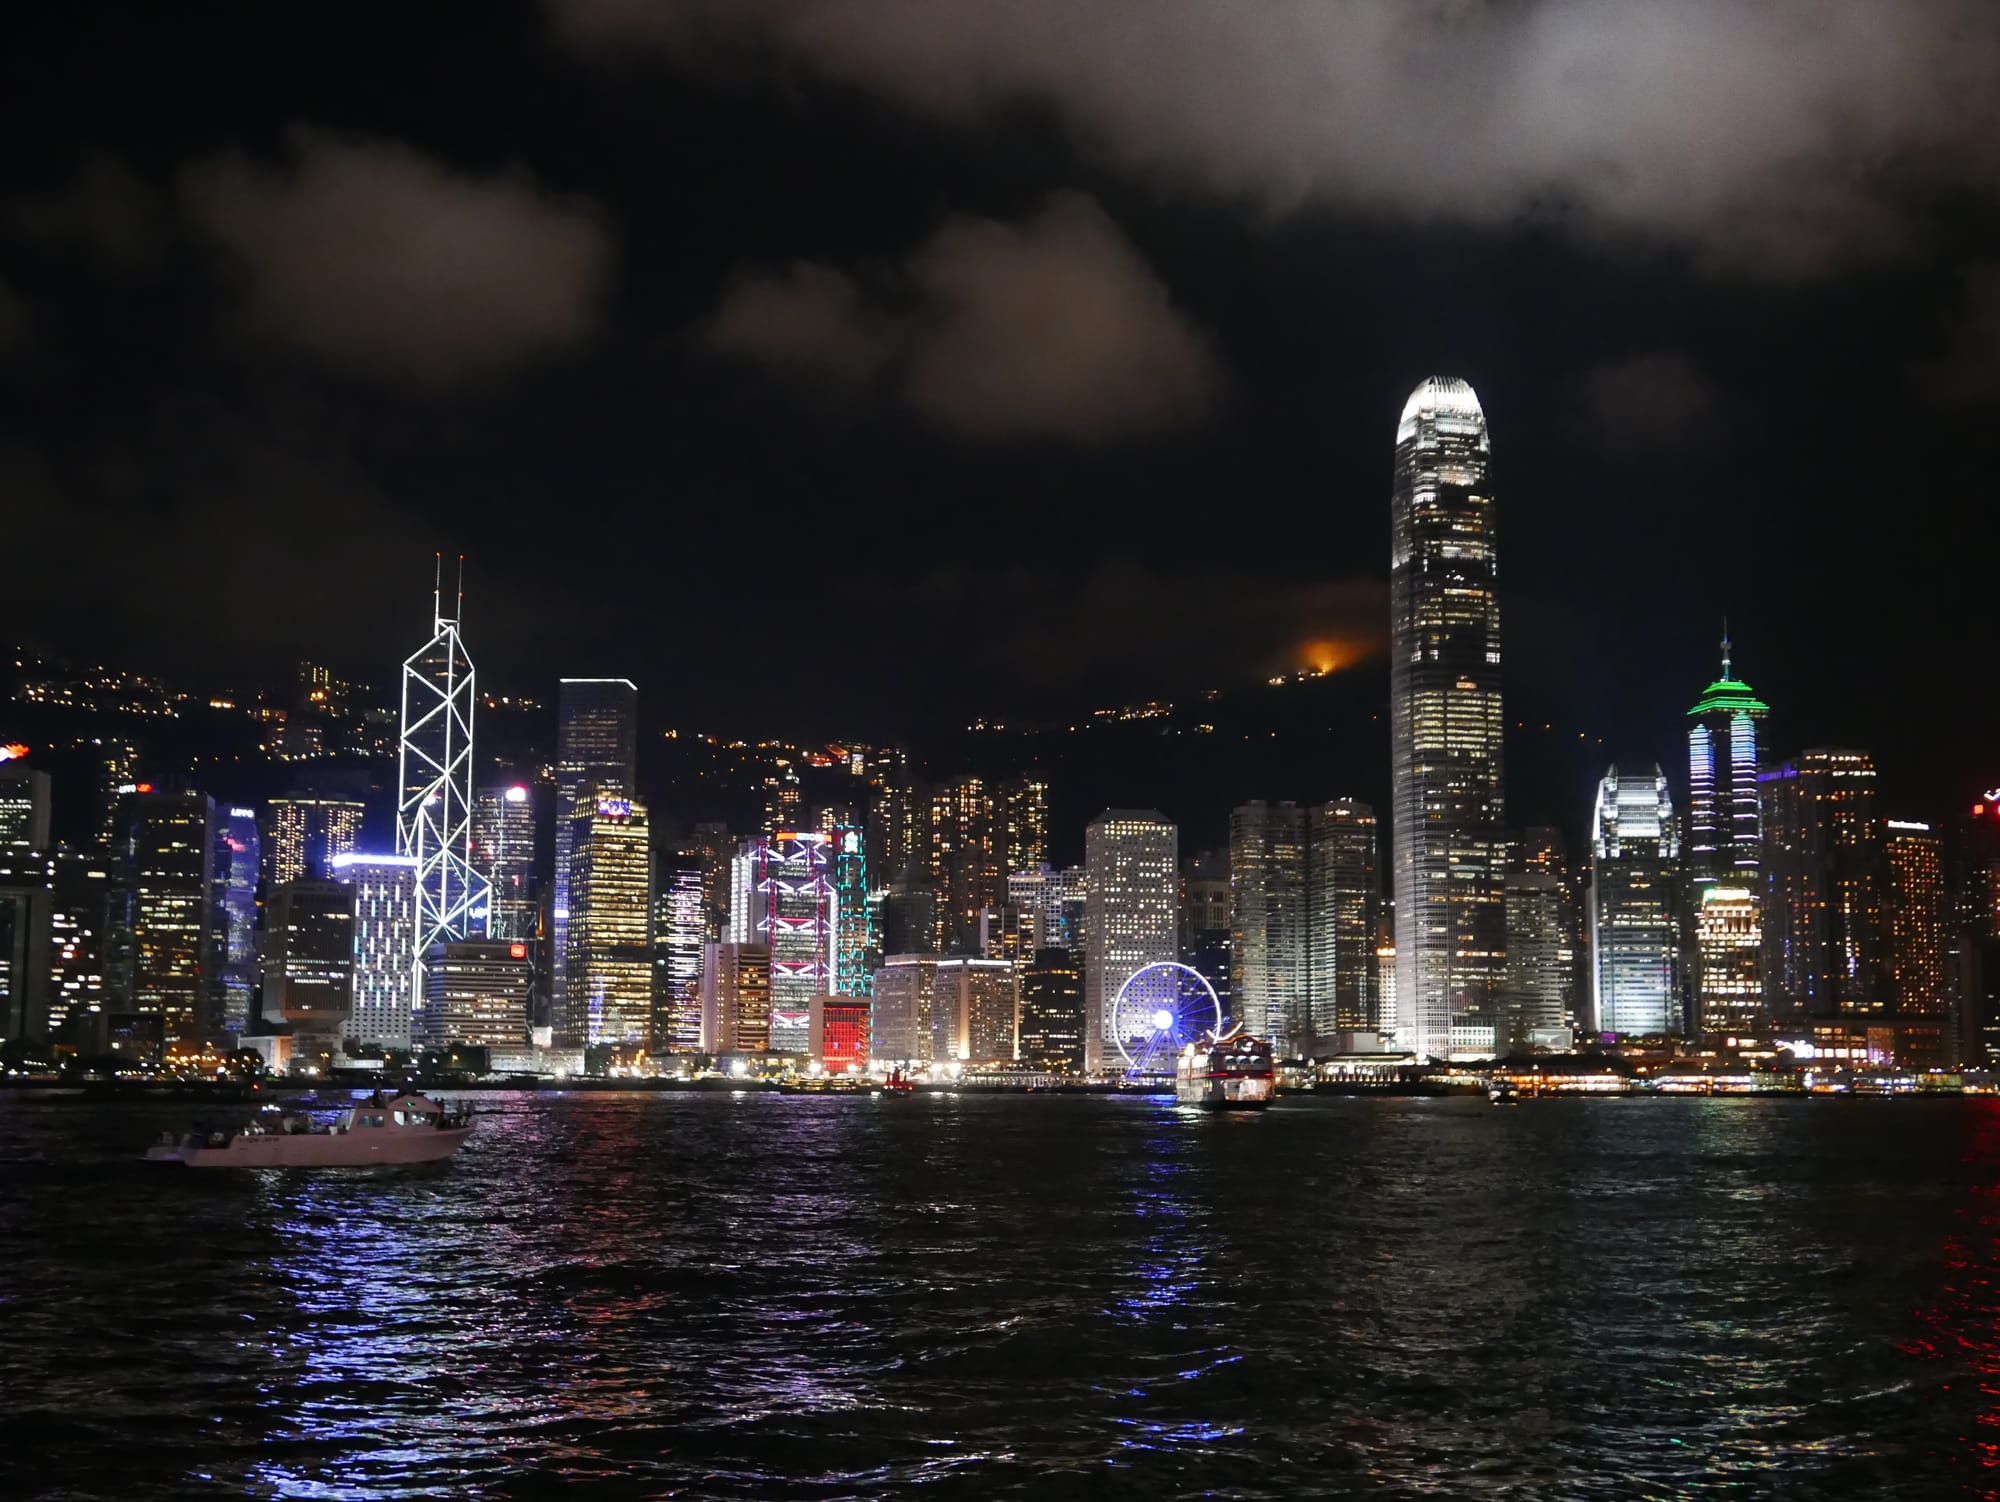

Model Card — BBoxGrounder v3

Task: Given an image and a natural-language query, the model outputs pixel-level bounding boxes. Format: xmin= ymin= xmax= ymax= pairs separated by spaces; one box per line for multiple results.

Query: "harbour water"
xmin=2 ymin=1091 xmax=1998 ymax=1499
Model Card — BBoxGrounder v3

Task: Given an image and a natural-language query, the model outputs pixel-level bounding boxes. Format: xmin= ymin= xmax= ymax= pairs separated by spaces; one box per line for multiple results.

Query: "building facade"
xmin=472 ymin=783 xmax=537 ymax=941
xmin=1019 ymin=948 xmax=1085 ymax=1072
xmin=211 ymin=805 xmax=260 ymax=1036
xmin=264 ymin=796 xmax=364 ymax=886
xmin=653 ymin=854 xmax=705 ymax=1052
xmin=1884 ymin=821 xmax=1946 ymax=1018
xmin=1310 ymin=800 xmax=1381 ymax=1040
xmin=870 ymin=952 xmax=940 ymax=1064
xmin=109 ymin=789 xmax=216 ymax=1056
xmin=551 ymin=678 xmax=639 ymax=1045
xmin=564 ymin=795 xmax=654 ymax=1047
xmin=700 ymin=940 xmax=772 ymax=1054
xmin=1760 ymin=749 xmax=1886 ymax=1018
xmin=1686 ymin=640 xmax=1767 ymax=1029
xmin=1389 ymin=376 xmax=1506 ymax=1061
xmin=262 ymin=879 xmax=355 ymax=1064
xmin=1229 ymin=801 xmax=1308 ymax=1048
xmin=422 ymin=939 xmax=532 ymax=1051
xmin=933 ymin=956 xmax=1018 ymax=1063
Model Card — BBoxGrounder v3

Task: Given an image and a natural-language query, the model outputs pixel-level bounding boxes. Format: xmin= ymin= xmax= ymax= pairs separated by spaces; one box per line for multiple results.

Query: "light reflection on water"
xmin=0 ymin=1091 xmax=1992 ymax=1498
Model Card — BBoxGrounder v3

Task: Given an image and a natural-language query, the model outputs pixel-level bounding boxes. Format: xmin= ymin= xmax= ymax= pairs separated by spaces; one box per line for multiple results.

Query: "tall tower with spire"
xmin=398 ymin=557 xmax=490 ymax=1026
xmin=1686 ymin=629 xmax=1768 ymax=1031
xmin=1388 ymin=376 xmax=1506 ymax=1062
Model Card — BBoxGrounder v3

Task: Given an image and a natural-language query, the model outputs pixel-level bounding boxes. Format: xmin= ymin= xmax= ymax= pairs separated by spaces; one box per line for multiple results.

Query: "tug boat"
xmin=1175 ymin=1025 xmax=1275 ymax=1110
xmin=146 ymin=1092 xmax=474 ymax=1167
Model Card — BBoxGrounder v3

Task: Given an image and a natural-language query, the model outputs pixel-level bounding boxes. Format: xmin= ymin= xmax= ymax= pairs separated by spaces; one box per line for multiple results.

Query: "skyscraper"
xmin=262 ymin=879 xmax=355 ymax=1066
xmin=552 ymin=677 xmax=638 ymax=1042
xmin=564 ymin=794 xmax=654 ymax=1047
xmin=929 ymin=775 xmax=1000 ymax=953
xmin=0 ymin=762 xmax=52 ymax=851
xmin=1885 ymin=821 xmax=1946 ymax=1018
xmin=933 ymin=956 xmax=1018 ymax=1063
xmin=822 ymin=811 xmax=874 ymax=998
xmin=701 ymin=940 xmax=771 ymax=1054
xmin=397 ymin=567 xmax=488 ymax=1005
xmin=1589 ymin=766 xmax=1681 ymax=1038
xmin=1019 ymin=948 xmax=1085 ymax=1073
xmin=211 ymin=806 xmax=260 ymax=1036
xmin=1083 ymin=810 xmax=1178 ymax=1072
xmin=422 ymin=939 xmax=531 ymax=1052
xmin=1229 ymin=801 xmax=1307 ymax=1047
xmin=108 ymin=788 xmax=216 ymax=1057
xmin=1686 ymin=637 xmax=1767 ymax=1029
xmin=333 ymin=853 xmax=419 ymax=1052
xmin=870 ymin=952 xmax=940 ymax=1064
xmin=1179 ymin=850 xmax=1232 ymax=1017
xmin=1309 ymin=800 xmax=1381 ymax=1041
xmin=653 ymin=853 xmax=705 ymax=1052
xmin=472 ymin=783 xmax=537 ymax=941
xmin=1389 ymin=376 xmax=1505 ymax=1062
xmin=1759 ymin=749 xmax=1886 ymax=1018
xmin=1007 ymin=863 xmax=1086 ymax=953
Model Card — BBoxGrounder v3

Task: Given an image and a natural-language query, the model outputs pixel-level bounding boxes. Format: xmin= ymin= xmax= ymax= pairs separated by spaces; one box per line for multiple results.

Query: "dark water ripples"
xmin=4 ymin=1091 xmax=2000 ymax=1498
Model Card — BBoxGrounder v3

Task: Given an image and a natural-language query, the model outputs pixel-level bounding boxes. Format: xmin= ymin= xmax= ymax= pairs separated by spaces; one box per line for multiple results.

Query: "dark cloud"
xmin=1573 ymin=351 xmax=1724 ymax=454
xmin=554 ymin=0 xmax=2000 ymax=275
xmin=704 ymin=192 xmax=1224 ymax=440
xmin=1918 ymin=266 xmax=2000 ymax=404
xmin=4 ymin=156 xmax=169 ymax=274
xmin=180 ymin=131 xmax=611 ymax=391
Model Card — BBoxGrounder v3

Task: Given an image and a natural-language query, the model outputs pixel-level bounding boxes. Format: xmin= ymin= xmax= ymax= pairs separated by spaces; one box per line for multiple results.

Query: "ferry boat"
xmin=146 ymin=1092 xmax=474 ymax=1168
xmin=1175 ymin=1026 xmax=1275 ymax=1110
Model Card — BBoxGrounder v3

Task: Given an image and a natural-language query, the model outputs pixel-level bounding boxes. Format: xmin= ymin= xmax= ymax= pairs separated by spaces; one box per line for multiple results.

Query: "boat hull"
xmin=1175 ymin=1078 xmax=1274 ymax=1110
xmin=147 ymin=1125 xmax=473 ymax=1168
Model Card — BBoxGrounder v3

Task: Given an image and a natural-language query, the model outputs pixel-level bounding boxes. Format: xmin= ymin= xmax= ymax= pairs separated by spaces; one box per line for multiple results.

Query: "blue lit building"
xmin=333 ymin=853 xmax=419 ymax=1053
xmin=212 ymin=805 xmax=260 ymax=1035
xmin=1687 ymin=637 xmax=1768 ymax=1030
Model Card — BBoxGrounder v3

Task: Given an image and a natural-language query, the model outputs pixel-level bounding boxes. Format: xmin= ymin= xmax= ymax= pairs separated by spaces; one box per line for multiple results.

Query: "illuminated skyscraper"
xmin=49 ymin=851 xmax=111 ymax=1044
xmin=822 ymin=809 xmax=875 ymax=998
xmin=1020 ymin=948 xmax=1085 ymax=1072
xmin=999 ymin=773 xmax=1050 ymax=876
xmin=1686 ymin=637 xmax=1766 ymax=1028
xmin=264 ymin=796 xmax=364 ymax=886
xmin=1007 ymin=863 xmax=1085 ymax=953
xmin=397 ymin=566 xmax=488 ymax=1005
xmin=1589 ymin=766 xmax=1681 ymax=1038
xmin=1695 ymin=887 xmax=1762 ymax=1029
xmin=1229 ymin=801 xmax=1307 ymax=1047
xmin=1759 ymin=748 xmax=1886 ymax=1018
xmin=810 ymin=993 xmax=870 ymax=1073
xmin=0 ymin=855 xmax=51 ymax=1042
xmin=930 ymin=775 xmax=1000 ymax=953
xmin=1179 ymin=851 xmax=1232 ymax=1017
xmin=551 ymin=677 xmax=638 ymax=1044
xmin=653 ymin=854 xmax=706 ymax=1051
xmin=211 ymin=806 xmax=260 ymax=1035
xmin=1884 ymin=821 xmax=1946 ymax=1018
xmin=1389 ymin=376 xmax=1505 ymax=1062
xmin=564 ymin=794 xmax=654 ymax=1047
xmin=1083 ymin=810 xmax=1178 ymax=1072
xmin=108 ymin=788 xmax=216 ymax=1056
xmin=422 ymin=939 xmax=531 ymax=1051
xmin=333 ymin=853 xmax=419 ymax=1052
xmin=472 ymin=783 xmax=537 ymax=940
xmin=1310 ymin=800 xmax=1381 ymax=1040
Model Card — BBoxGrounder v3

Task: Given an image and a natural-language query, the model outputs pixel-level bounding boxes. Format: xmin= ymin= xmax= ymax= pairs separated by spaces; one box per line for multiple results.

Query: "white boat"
xmin=1176 ymin=1026 xmax=1275 ymax=1110
xmin=146 ymin=1092 xmax=474 ymax=1168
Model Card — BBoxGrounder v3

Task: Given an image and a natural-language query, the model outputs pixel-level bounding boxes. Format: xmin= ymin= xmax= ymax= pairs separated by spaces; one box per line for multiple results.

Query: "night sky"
xmin=6 ymin=2 xmax=1998 ymax=828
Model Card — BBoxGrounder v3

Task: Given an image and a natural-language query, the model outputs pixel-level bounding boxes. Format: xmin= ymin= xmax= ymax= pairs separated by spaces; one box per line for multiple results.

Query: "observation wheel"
xmin=1112 ymin=961 xmax=1224 ymax=1075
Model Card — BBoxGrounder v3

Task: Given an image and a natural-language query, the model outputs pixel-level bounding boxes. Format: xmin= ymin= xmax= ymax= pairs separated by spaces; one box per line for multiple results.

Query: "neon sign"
xmin=0 ymin=744 xmax=27 ymax=763
xmin=597 ymin=798 xmax=632 ymax=818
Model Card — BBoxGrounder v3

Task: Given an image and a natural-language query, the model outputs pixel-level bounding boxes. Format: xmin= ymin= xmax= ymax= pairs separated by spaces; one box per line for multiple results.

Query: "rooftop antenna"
xmin=1720 ymin=617 xmax=1732 ymax=679
xmin=432 ymin=552 xmax=443 ymax=631
xmin=455 ymin=554 xmax=465 ymax=625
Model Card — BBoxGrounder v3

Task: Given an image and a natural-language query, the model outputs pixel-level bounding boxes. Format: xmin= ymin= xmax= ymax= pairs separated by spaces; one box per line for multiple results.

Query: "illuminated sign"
xmin=597 ymin=798 xmax=632 ymax=818
xmin=134 ymin=782 xmax=154 ymax=794
xmin=509 ymin=943 xmax=527 ymax=960
xmin=0 ymin=744 xmax=27 ymax=763
xmin=1884 ymin=820 xmax=1931 ymax=832
xmin=841 ymin=831 xmax=859 ymax=854
xmin=1987 ymin=789 xmax=2000 ymax=805
xmin=504 ymin=784 xmax=529 ymax=804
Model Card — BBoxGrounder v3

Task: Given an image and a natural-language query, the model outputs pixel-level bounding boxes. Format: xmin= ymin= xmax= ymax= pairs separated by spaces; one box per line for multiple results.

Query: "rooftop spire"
xmin=1720 ymin=617 xmax=1732 ymax=679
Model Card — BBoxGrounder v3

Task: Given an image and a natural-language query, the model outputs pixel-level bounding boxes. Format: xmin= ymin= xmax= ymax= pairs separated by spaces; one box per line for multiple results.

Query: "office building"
xmin=740 ymin=830 xmax=835 ymax=1053
xmin=1695 ymin=887 xmax=1763 ymax=1031
xmin=870 ymin=953 xmax=940 ymax=1064
xmin=934 ymin=956 xmax=1018 ymax=1063
xmin=1884 ymin=821 xmax=1946 ymax=1017
xmin=1310 ymin=800 xmax=1381 ymax=1039
xmin=422 ymin=938 xmax=531 ymax=1050
xmin=333 ymin=853 xmax=419 ymax=1052
xmin=810 ymin=993 xmax=871 ymax=1073
xmin=1589 ymin=766 xmax=1681 ymax=1038
xmin=700 ymin=940 xmax=771 ymax=1054
xmin=824 ymin=812 xmax=875 ymax=997
xmin=1760 ymin=749 xmax=1887 ymax=1018
xmin=472 ymin=783 xmax=537 ymax=941
xmin=0 ymin=857 xmax=51 ymax=1041
xmin=653 ymin=854 xmax=706 ymax=1052
xmin=49 ymin=852 xmax=111 ymax=1045
xmin=0 ymin=762 xmax=52 ymax=850
xmin=552 ymin=678 xmax=638 ymax=1039
xmin=1686 ymin=637 xmax=1767 ymax=1027
xmin=1083 ymin=810 xmax=1178 ymax=1071
xmin=563 ymin=794 xmax=654 ymax=1047
xmin=1229 ymin=801 xmax=1308 ymax=1047
xmin=264 ymin=796 xmax=364 ymax=886
xmin=212 ymin=806 xmax=260 ymax=1036
xmin=999 ymin=773 xmax=1050 ymax=877
xmin=262 ymin=879 xmax=355 ymax=1064
xmin=1179 ymin=851 xmax=1233 ymax=1016
xmin=108 ymin=789 xmax=216 ymax=1055
xmin=1389 ymin=376 xmax=1506 ymax=1061
xmin=1020 ymin=948 xmax=1085 ymax=1072
xmin=929 ymin=775 xmax=1001 ymax=953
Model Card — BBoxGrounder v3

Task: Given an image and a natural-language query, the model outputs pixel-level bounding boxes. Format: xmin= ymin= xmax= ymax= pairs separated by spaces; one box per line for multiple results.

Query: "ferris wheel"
xmin=1112 ymin=961 xmax=1224 ymax=1074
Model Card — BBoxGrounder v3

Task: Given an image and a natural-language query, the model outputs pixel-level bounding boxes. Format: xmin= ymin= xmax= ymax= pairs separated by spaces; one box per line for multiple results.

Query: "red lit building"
xmin=810 ymin=993 xmax=870 ymax=1073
